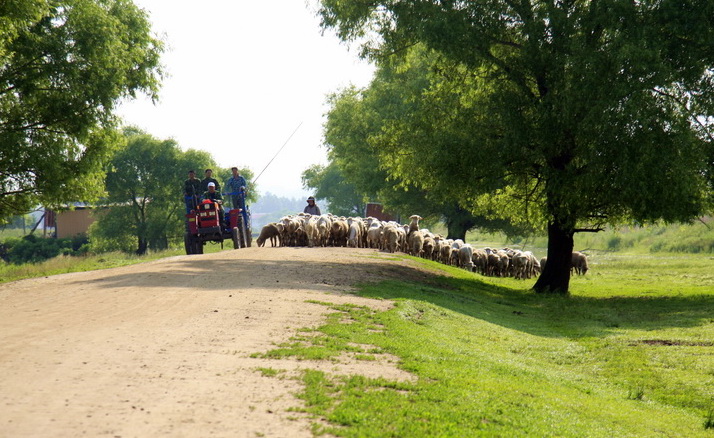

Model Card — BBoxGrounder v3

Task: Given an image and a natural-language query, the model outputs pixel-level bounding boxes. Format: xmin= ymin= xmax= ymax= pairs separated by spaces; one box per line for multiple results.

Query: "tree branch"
xmin=651 ymin=87 xmax=714 ymax=143
xmin=573 ymin=227 xmax=605 ymax=233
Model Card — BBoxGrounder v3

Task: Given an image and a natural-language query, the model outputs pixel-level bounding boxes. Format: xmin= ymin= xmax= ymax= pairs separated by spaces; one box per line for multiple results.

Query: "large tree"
xmin=90 ymin=128 xmax=214 ymax=254
xmin=323 ymin=61 xmax=534 ymax=240
xmin=302 ymin=162 xmax=366 ymax=217
xmin=0 ymin=0 xmax=163 ymax=222
xmin=318 ymin=0 xmax=714 ymax=293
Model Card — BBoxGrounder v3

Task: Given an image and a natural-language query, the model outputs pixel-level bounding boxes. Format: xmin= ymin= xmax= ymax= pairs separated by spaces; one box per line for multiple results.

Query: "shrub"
xmin=1 ymin=235 xmax=85 ymax=264
xmin=607 ymin=235 xmax=622 ymax=251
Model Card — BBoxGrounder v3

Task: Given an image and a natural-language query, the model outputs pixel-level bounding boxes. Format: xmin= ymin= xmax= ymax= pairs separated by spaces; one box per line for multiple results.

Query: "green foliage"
xmin=323 ymin=64 xmax=529 ymax=239
xmin=0 ymin=0 xmax=164 ymax=222
xmin=318 ymin=1 xmax=714 ymax=292
xmin=0 ymin=214 xmax=33 ymax=230
xmin=89 ymin=128 xmax=215 ymax=254
xmin=0 ymin=248 xmax=175 ymax=284
xmin=255 ymin=367 xmax=283 ymax=378
xmin=264 ymin=254 xmax=714 ymax=436
xmin=214 ymin=166 xmax=258 ymax=204
xmin=567 ymin=221 xmax=714 ymax=255
xmin=705 ymin=410 xmax=714 ymax=430
xmin=302 ymin=163 xmax=366 ymax=216
xmin=0 ymin=238 xmax=240 ymax=284
xmin=0 ymin=234 xmax=87 ymax=264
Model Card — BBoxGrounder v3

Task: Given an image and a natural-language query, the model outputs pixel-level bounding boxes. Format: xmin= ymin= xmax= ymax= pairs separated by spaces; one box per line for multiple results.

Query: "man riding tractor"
xmin=184 ymin=180 xmax=251 ymax=254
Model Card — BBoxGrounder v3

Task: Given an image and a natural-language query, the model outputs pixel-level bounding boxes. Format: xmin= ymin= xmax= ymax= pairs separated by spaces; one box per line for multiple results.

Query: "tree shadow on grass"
xmin=71 ymin=252 xmax=714 ymax=340
xmin=355 ymin=275 xmax=714 ymax=340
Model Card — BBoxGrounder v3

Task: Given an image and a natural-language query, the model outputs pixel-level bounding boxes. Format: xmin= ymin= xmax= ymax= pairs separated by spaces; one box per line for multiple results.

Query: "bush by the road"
xmin=0 ymin=234 xmax=88 ymax=264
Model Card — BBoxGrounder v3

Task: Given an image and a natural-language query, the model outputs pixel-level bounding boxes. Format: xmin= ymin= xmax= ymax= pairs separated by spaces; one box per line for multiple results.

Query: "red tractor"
xmin=184 ymin=196 xmax=251 ymax=254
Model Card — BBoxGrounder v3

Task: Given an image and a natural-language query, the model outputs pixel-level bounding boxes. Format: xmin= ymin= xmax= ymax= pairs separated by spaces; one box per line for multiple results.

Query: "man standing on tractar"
xmin=200 ymin=169 xmax=220 ymax=193
xmin=183 ymin=170 xmax=201 ymax=213
xmin=227 ymin=166 xmax=248 ymax=210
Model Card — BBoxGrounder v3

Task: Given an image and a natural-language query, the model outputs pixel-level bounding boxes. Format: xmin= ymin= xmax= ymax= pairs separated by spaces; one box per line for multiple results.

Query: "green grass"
xmin=0 ymin=241 xmax=231 ymax=284
xmin=460 ymin=218 xmax=714 ymax=255
xmin=255 ymin=367 xmax=285 ymax=378
xmin=0 ymin=250 xmax=177 ymax=283
xmin=0 ymin=228 xmax=31 ymax=239
xmin=261 ymin=254 xmax=714 ymax=437
xmin=3 ymin=224 xmax=713 ymax=435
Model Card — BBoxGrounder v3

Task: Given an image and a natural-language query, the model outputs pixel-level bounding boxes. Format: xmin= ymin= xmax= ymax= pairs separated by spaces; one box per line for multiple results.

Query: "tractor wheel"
xmin=184 ymin=233 xmax=194 ymax=255
xmin=240 ymin=219 xmax=249 ymax=249
xmin=232 ymin=227 xmax=240 ymax=249
xmin=246 ymin=227 xmax=252 ymax=247
xmin=194 ymin=239 xmax=204 ymax=254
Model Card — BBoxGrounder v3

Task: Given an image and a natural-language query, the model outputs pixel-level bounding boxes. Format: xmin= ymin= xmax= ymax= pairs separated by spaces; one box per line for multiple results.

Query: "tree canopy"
xmin=89 ymin=128 xmax=214 ymax=254
xmin=318 ymin=0 xmax=714 ymax=293
xmin=301 ymin=162 xmax=366 ymax=217
xmin=0 ymin=0 xmax=163 ymax=222
xmin=322 ymin=51 xmax=538 ymax=239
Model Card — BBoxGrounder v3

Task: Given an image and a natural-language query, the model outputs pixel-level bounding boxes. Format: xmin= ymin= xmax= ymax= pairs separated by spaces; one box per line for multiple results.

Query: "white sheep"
xmin=330 ymin=218 xmax=349 ymax=247
xmin=366 ymin=221 xmax=382 ymax=248
xmin=439 ymin=240 xmax=453 ymax=265
xmin=382 ymin=224 xmax=400 ymax=253
xmin=408 ymin=214 xmax=422 ymax=234
xmin=458 ymin=244 xmax=475 ymax=270
xmin=347 ymin=221 xmax=363 ymax=248
xmin=571 ymin=251 xmax=589 ymax=275
xmin=407 ymin=230 xmax=424 ymax=257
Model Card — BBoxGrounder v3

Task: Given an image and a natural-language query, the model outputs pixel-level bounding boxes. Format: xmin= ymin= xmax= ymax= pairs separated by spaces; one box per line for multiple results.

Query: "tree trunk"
xmin=29 ymin=213 xmax=44 ymax=235
xmin=533 ymin=221 xmax=573 ymax=294
xmin=136 ymin=237 xmax=148 ymax=255
xmin=150 ymin=235 xmax=168 ymax=251
xmin=445 ymin=206 xmax=476 ymax=240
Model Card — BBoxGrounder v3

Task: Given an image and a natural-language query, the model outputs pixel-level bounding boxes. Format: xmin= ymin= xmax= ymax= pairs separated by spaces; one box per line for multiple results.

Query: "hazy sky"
xmin=117 ymin=0 xmax=375 ymax=199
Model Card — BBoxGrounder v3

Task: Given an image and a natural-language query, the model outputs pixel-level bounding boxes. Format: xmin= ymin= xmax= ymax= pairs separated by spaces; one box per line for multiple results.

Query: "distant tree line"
xmin=88 ymin=128 xmax=256 ymax=255
xmin=250 ymin=193 xmax=308 ymax=231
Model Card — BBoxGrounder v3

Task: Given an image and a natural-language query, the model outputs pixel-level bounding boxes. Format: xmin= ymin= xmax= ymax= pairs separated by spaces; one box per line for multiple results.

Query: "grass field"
xmin=258 ymin=253 xmax=714 ymax=437
xmin=3 ymin=226 xmax=713 ymax=436
xmin=0 ymin=241 xmax=230 ymax=284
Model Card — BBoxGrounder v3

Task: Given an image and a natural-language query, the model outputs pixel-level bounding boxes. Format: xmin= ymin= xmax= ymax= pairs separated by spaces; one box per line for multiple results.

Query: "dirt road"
xmin=0 ymin=247 xmax=435 ymax=438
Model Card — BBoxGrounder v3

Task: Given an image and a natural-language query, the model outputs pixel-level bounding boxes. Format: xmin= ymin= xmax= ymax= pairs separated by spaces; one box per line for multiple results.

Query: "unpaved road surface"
xmin=0 ymin=247 xmax=436 ymax=437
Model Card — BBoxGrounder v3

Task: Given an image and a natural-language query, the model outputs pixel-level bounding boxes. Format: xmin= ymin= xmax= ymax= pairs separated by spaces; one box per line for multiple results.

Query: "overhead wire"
xmin=253 ymin=121 xmax=303 ymax=184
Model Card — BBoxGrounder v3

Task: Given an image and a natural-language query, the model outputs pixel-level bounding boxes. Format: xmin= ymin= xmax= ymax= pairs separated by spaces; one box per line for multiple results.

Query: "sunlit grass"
xmin=0 ymin=241 xmax=232 ymax=284
xmin=3 ymin=227 xmax=713 ymax=435
xmin=460 ymin=219 xmax=714 ymax=255
xmin=262 ymin=254 xmax=714 ymax=437
xmin=466 ymin=251 xmax=714 ymax=298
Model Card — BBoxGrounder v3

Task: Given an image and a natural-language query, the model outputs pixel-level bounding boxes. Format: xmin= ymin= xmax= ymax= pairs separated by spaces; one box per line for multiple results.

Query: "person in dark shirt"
xmin=200 ymin=168 xmax=220 ymax=193
xmin=203 ymin=182 xmax=223 ymax=203
xmin=183 ymin=170 xmax=201 ymax=213
xmin=303 ymin=196 xmax=321 ymax=215
xmin=203 ymin=182 xmax=225 ymax=227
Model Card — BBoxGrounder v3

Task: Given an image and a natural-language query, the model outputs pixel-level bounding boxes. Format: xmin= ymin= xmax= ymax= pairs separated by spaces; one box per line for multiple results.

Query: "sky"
xmin=117 ymin=0 xmax=375 ymax=199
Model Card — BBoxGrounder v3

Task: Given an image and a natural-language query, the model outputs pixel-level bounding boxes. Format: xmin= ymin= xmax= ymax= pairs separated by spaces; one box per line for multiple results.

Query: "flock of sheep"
xmin=256 ymin=213 xmax=589 ymax=278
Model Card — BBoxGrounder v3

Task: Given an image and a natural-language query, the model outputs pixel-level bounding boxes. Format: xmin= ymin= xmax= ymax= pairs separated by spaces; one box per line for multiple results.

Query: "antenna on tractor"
xmin=253 ymin=121 xmax=303 ymax=184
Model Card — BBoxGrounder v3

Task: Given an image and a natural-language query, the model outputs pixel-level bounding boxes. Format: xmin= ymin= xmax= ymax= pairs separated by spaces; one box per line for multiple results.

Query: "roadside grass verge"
xmin=0 ymin=230 xmax=262 ymax=283
xmin=261 ymin=254 xmax=714 ymax=437
xmin=0 ymin=250 xmax=178 ymax=283
xmin=0 ymin=241 xmax=232 ymax=284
